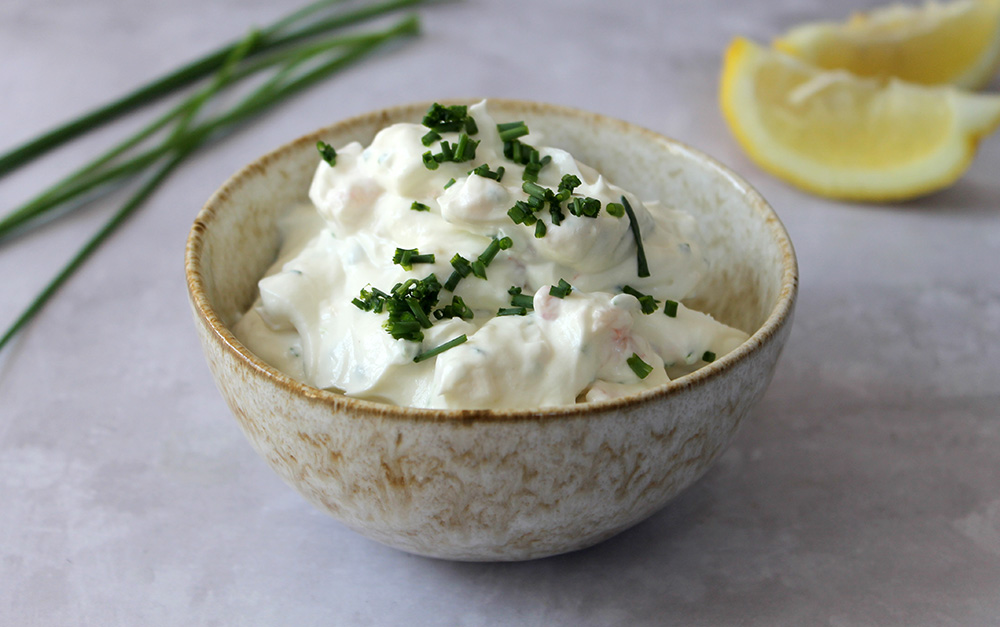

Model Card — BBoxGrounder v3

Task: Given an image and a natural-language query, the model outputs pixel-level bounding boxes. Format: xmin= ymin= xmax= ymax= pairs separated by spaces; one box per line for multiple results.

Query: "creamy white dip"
xmin=233 ymin=101 xmax=748 ymax=409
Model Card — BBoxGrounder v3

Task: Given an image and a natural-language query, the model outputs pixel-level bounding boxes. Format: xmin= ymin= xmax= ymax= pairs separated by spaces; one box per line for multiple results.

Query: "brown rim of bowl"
xmin=185 ymin=99 xmax=798 ymax=424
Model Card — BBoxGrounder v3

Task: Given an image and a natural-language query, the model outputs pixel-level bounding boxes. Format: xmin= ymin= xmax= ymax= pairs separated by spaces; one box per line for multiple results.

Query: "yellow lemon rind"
xmin=773 ymin=0 xmax=1000 ymax=90
xmin=720 ymin=38 xmax=1000 ymax=202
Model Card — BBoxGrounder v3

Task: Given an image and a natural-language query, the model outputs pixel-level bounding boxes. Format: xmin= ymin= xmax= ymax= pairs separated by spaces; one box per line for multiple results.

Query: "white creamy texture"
xmin=233 ymin=101 xmax=749 ymax=409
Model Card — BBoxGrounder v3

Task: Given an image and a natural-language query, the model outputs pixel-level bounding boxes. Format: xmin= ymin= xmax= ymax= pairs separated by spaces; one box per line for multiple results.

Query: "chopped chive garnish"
xmin=353 ymin=284 xmax=391 ymax=313
xmin=450 ymin=254 xmax=472 ymax=277
xmin=444 ymin=271 xmax=463 ymax=292
xmin=522 ymin=180 xmax=547 ymax=199
xmin=497 ymin=121 xmax=529 ymax=141
xmin=663 ymin=300 xmax=679 ymax=318
xmin=622 ymin=285 xmax=659 ymax=314
xmin=568 ymin=196 xmax=601 ymax=218
xmin=558 ymin=174 xmax=581 ymax=194
xmin=621 ymin=196 xmax=650 ymax=278
xmin=471 ymin=163 xmax=504 ymax=181
xmin=457 ymin=134 xmax=479 ymax=161
xmin=477 ymin=236 xmax=513 ymax=266
xmin=504 ymin=138 xmax=547 ymax=167
xmin=445 ymin=253 xmax=471 ymax=292
xmin=437 ymin=140 xmax=454 ymax=161
xmin=464 ymin=117 xmax=478 ymax=135
xmin=522 ymin=161 xmax=541 ymax=183
xmin=549 ymin=279 xmax=572 ymax=298
xmin=422 ymin=103 xmax=471 ymax=134
xmin=464 ymin=236 xmax=512 ymax=281
xmin=413 ymin=334 xmax=468 ymax=363
xmin=392 ymin=278 xmax=416 ymax=297
xmin=510 ymin=295 xmax=534 ymax=308
xmin=386 ymin=316 xmax=423 ymax=341
xmin=410 ymin=201 xmax=430 ymax=212
xmin=503 ymin=140 xmax=517 ymax=161
xmin=358 ymin=272 xmax=442 ymax=342
xmin=497 ymin=307 xmax=527 ymax=316
xmin=454 ymin=133 xmax=469 ymax=160
xmin=508 ymin=286 xmax=534 ymax=309
xmin=393 ymin=247 xmax=414 ymax=269
xmin=507 ymin=202 xmax=535 ymax=225
xmin=534 ymin=220 xmax=547 ymax=238
xmin=627 ymin=353 xmax=654 ymax=379
xmin=406 ymin=297 xmax=433 ymax=328
xmin=471 ymin=259 xmax=487 ymax=279
xmin=422 ymin=151 xmax=439 ymax=170
xmin=393 ymin=247 xmax=435 ymax=270
xmin=434 ymin=295 xmax=474 ymax=320
xmin=703 ymin=351 xmax=717 ymax=363
xmin=421 ymin=130 xmax=441 ymax=146
xmin=606 ymin=202 xmax=625 ymax=218
xmin=549 ymin=203 xmax=565 ymax=226
xmin=317 ymin=141 xmax=337 ymax=166
xmin=444 ymin=177 xmax=456 ymax=189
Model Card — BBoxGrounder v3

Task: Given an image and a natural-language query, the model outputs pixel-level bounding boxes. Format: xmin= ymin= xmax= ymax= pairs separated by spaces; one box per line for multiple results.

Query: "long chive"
xmin=621 ymin=196 xmax=649 ymax=278
xmin=171 ymin=29 xmax=264 ymax=145
xmin=183 ymin=16 xmax=420 ymax=142
xmin=0 ymin=21 xmax=416 ymax=242
xmin=0 ymin=152 xmax=188 ymax=352
xmin=413 ymin=334 xmax=467 ymax=363
xmin=33 ymin=29 xmax=261 ymax=207
xmin=0 ymin=16 xmax=420 ymax=350
xmin=0 ymin=0 xmax=430 ymax=178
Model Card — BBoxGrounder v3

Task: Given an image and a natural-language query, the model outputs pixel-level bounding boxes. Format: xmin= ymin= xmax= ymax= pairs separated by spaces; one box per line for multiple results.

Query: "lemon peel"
xmin=773 ymin=0 xmax=1000 ymax=89
xmin=720 ymin=37 xmax=1000 ymax=201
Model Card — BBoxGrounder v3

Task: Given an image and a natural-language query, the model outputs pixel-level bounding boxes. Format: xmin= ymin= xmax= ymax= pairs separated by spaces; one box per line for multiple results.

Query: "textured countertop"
xmin=2 ymin=0 xmax=999 ymax=624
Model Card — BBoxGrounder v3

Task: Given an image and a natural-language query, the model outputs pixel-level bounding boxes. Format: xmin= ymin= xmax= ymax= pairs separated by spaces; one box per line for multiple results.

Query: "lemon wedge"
xmin=720 ymin=37 xmax=1000 ymax=201
xmin=773 ymin=0 xmax=1000 ymax=89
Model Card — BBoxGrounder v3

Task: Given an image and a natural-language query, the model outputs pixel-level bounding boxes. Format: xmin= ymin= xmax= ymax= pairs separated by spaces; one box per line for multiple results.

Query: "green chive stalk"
xmin=0 ymin=0 xmax=430 ymax=178
xmin=0 ymin=32 xmax=261 ymax=242
xmin=0 ymin=18 xmax=416 ymax=242
xmin=0 ymin=153 xmax=190 ymax=352
xmin=0 ymin=14 xmax=420 ymax=351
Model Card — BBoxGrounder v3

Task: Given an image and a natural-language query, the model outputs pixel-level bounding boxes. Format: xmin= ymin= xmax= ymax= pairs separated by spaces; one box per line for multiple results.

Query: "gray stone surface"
xmin=1 ymin=0 xmax=999 ymax=624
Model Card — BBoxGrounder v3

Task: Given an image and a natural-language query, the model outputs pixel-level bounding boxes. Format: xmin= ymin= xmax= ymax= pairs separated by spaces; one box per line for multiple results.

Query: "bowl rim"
xmin=185 ymin=98 xmax=798 ymax=423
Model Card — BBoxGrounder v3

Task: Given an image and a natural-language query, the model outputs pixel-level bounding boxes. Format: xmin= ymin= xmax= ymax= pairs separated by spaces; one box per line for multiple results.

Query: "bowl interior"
xmin=190 ymin=100 xmax=794 ymax=393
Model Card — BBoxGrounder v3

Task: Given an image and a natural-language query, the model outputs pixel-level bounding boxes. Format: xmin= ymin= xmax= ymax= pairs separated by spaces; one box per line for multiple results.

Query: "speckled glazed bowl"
xmin=185 ymin=99 xmax=797 ymax=561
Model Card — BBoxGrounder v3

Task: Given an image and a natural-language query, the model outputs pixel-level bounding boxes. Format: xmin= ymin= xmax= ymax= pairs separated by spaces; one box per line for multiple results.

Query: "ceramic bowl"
xmin=185 ymin=99 xmax=797 ymax=561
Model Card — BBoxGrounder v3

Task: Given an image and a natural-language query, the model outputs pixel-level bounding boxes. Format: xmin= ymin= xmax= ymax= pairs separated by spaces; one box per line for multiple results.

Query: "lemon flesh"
xmin=774 ymin=0 xmax=1000 ymax=89
xmin=720 ymin=38 xmax=1000 ymax=200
